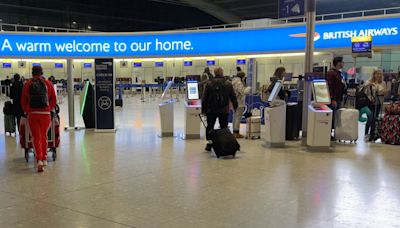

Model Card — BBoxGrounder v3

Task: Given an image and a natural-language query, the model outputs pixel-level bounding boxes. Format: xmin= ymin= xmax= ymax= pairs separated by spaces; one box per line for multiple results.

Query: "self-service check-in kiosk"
xmin=307 ymin=80 xmax=333 ymax=150
xmin=264 ymin=81 xmax=286 ymax=148
xmin=159 ymin=80 xmax=175 ymax=137
xmin=183 ymin=80 xmax=202 ymax=139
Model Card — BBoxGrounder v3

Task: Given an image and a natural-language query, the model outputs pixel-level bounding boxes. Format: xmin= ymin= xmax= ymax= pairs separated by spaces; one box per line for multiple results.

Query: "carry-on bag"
xmin=246 ymin=116 xmax=261 ymax=139
xmin=115 ymin=98 xmax=123 ymax=107
xmin=286 ymin=102 xmax=299 ymax=140
xmin=3 ymin=101 xmax=14 ymax=115
xmin=199 ymin=114 xmax=240 ymax=158
xmin=335 ymin=108 xmax=359 ymax=143
xmin=4 ymin=114 xmax=16 ymax=135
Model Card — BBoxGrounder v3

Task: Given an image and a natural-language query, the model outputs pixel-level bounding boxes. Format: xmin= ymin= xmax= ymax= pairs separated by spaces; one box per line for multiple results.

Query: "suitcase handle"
xmin=199 ymin=114 xmax=207 ymax=128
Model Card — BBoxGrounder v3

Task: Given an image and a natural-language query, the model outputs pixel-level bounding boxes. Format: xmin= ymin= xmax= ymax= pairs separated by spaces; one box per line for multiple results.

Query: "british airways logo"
xmin=322 ymin=27 xmax=398 ymax=40
xmin=289 ymin=27 xmax=398 ymax=41
xmin=289 ymin=32 xmax=321 ymax=41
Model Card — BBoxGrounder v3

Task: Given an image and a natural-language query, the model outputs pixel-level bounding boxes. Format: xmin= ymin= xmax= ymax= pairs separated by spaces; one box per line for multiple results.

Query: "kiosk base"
xmin=264 ymin=142 xmax=285 ymax=148
xmin=159 ymin=132 xmax=174 ymax=137
xmin=183 ymin=102 xmax=201 ymax=140
xmin=95 ymin=129 xmax=117 ymax=133
xmin=159 ymin=100 xmax=175 ymax=138
xmin=307 ymin=146 xmax=333 ymax=152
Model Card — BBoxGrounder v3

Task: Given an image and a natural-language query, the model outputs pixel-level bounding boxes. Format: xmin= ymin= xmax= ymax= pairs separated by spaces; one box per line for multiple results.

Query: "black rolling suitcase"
xmin=3 ymin=101 xmax=16 ymax=135
xmin=200 ymin=114 xmax=240 ymax=158
xmin=115 ymin=99 xmax=123 ymax=107
xmin=286 ymin=102 xmax=300 ymax=140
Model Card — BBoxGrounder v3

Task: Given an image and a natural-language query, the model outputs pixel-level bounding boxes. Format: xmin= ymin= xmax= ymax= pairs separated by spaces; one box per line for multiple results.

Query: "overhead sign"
xmin=352 ymin=36 xmax=373 ymax=57
xmin=133 ymin=62 xmax=142 ymax=68
xmin=95 ymin=58 xmax=115 ymax=130
xmin=2 ymin=63 xmax=11 ymax=68
xmin=279 ymin=0 xmax=305 ymax=18
xmin=0 ymin=17 xmax=399 ymax=58
xmin=352 ymin=36 xmax=372 ymax=53
xmin=237 ymin=59 xmax=246 ymax=65
xmin=184 ymin=61 xmax=193 ymax=66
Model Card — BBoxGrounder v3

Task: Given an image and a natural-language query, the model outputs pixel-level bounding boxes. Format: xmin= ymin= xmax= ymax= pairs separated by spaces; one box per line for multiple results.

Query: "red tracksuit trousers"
xmin=28 ymin=114 xmax=51 ymax=161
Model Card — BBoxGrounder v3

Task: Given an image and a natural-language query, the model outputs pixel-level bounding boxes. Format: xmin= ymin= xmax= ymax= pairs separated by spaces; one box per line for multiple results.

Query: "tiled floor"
xmin=0 ymin=95 xmax=400 ymax=228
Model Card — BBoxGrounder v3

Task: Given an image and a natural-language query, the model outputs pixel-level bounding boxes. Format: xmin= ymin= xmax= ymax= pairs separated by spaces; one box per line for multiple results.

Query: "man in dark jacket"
xmin=10 ymin=74 xmax=24 ymax=129
xmin=327 ymin=57 xmax=346 ymax=137
xmin=202 ymin=67 xmax=238 ymax=152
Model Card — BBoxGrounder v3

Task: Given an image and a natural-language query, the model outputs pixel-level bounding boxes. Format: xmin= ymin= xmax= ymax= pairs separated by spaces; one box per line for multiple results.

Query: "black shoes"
xmin=205 ymin=143 xmax=213 ymax=152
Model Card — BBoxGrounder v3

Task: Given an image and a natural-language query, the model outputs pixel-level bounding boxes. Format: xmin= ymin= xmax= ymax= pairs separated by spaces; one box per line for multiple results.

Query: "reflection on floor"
xmin=0 ymin=96 xmax=399 ymax=228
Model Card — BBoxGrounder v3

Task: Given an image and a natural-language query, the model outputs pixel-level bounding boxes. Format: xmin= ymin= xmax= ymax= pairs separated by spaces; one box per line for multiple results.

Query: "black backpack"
xmin=29 ymin=78 xmax=49 ymax=109
xmin=356 ymin=85 xmax=372 ymax=110
xmin=209 ymin=79 xmax=229 ymax=110
xmin=3 ymin=101 xmax=14 ymax=115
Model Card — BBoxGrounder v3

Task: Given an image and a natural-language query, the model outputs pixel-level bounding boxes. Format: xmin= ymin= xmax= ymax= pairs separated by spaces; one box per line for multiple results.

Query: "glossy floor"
xmin=0 ymin=96 xmax=399 ymax=228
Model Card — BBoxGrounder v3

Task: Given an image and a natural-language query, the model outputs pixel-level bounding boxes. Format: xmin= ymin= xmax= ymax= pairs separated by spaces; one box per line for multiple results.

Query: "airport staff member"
xmin=202 ymin=67 xmax=238 ymax=152
xmin=21 ymin=66 xmax=57 ymax=172
xmin=327 ymin=57 xmax=346 ymax=138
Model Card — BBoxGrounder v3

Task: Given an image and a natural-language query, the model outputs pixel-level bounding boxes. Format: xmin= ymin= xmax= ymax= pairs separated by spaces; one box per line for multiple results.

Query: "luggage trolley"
xmin=20 ymin=110 xmax=60 ymax=162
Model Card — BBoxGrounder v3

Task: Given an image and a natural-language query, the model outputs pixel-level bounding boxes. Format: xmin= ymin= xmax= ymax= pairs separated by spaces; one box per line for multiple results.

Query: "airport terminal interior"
xmin=1 ymin=0 xmax=400 ymax=227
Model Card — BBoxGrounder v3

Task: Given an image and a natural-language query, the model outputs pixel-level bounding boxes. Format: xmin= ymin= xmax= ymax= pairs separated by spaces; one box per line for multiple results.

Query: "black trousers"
xmin=206 ymin=113 xmax=229 ymax=141
xmin=368 ymin=104 xmax=381 ymax=138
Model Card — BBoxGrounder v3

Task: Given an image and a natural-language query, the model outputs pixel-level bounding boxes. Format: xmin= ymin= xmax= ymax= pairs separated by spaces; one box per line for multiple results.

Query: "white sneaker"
xmin=37 ymin=161 xmax=44 ymax=172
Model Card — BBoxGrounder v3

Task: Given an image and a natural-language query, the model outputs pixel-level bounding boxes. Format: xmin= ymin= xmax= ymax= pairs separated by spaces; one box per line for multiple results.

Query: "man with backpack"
xmin=202 ymin=67 xmax=238 ymax=152
xmin=21 ymin=66 xmax=57 ymax=172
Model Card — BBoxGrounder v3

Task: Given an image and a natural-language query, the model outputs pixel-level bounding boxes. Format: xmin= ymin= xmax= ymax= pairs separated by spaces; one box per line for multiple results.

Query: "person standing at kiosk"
xmin=232 ymin=72 xmax=251 ymax=138
xmin=327 ymin=57 xmax=346 ymax=138
xmin=202 ymin=67 xmax=238 ymax=151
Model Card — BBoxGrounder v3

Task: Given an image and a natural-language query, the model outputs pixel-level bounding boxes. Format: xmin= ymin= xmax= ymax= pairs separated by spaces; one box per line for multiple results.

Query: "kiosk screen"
xmin=312 ymin=80 xmax=331 ymax=104
xmin=267 ymin=81 xmax=282 ymax=102
xmin=187 ymin=81 xmax=199 ymax=100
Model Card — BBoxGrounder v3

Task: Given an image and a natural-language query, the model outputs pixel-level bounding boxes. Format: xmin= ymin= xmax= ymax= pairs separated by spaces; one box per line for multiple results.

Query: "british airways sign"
xmin=0 ymin=16 xmax=399 ymax=58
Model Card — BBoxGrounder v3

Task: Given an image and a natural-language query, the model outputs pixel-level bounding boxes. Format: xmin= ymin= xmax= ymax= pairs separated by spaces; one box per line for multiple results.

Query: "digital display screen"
xmin=55 ymin=63 xmax=63 ymax=68
xmin=133 ymin=62 xmax=142 ymax=68
xmin=284 ymin=73 xmax=293 ymax=81
xmin=32 ymin=63 xmax=41 ymax=67
xmin=237 ymin=59 xmax=246 ymax=65
xmin=155 ymin=62 xmax=164 ymax=67
xmin=184 ymin=61 xmax=193 ymax=66
xmin=83 ymin=63 xmax=92 ymax=68
xmin=2 ymin=63 xmax=11 ymax=68
xmin=312 ymin=80 xmax=331 ymax=104
xmin=268 ymin=81 xmax=282 ymax=102
xmin=206 ymin=60 xmax=216 ymax=66
xmin=352 ymin=41 xmax=372 ymax=53
xmin=187 ymin=81 xmax=199 ymax=100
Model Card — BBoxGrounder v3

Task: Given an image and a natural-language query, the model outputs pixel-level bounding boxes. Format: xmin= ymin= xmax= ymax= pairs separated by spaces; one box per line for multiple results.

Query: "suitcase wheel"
xmin=24 ymin=149 xmax=29 ymax=162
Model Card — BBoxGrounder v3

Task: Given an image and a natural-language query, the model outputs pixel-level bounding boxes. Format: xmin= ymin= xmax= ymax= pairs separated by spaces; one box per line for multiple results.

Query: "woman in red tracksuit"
xmin=21 ymin=66 xmax=57 ymax=172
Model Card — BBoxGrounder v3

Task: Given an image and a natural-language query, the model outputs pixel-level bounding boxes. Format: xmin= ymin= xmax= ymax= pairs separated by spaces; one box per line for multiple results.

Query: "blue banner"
xmin=0 ymin=17 xmax=399 ymax=58
xmin=95 ymin=58 xmax=115 ymax=130
xmin=279 ymin=0 xmax=305 ymax=18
